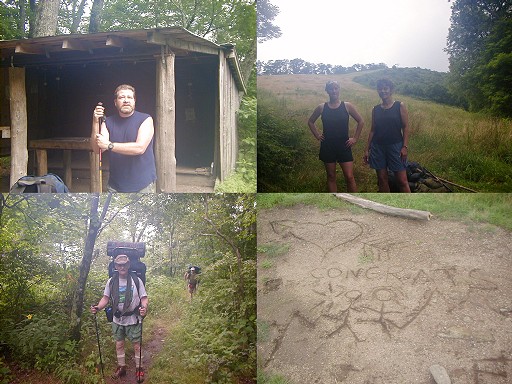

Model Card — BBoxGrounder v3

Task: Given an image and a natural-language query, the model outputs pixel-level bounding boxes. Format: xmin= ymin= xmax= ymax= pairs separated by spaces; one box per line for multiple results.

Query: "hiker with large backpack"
xmin=184 ymin=266 xmax=200 ymax=301
xmin=90 ymin=254 xmax=148 ymax=382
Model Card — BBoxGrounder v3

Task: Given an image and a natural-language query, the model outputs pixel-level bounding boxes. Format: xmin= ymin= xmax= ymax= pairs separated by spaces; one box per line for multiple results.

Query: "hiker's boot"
xmin=136 ymin=367 xmax=145 ymax=382
xmin=111 ymin=365 xmax=127 ymax=379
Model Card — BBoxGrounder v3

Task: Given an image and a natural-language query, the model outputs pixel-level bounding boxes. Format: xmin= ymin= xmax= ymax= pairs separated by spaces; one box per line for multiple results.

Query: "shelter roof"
xmin=0 ymin=27 xmax=245 ymax=92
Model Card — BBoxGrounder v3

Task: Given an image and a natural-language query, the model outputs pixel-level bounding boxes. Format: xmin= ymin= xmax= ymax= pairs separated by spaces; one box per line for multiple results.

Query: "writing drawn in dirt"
xmin=258 ymin=208 xmax=512 ymax=384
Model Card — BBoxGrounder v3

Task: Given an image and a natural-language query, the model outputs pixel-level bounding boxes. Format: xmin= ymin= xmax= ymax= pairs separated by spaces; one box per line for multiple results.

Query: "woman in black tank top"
xmin=308 ymin=81 xmax=365 ymax=192
xmin=363 ymin=79 xmax=411 ymax=192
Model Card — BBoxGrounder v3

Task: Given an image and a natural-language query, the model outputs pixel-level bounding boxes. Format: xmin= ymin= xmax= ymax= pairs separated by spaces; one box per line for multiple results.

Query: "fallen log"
xmin=334 ymin=193 xmax=432 ymax=221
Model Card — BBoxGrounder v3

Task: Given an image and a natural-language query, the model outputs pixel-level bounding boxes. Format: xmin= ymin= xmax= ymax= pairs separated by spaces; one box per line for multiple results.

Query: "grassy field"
xmin=257 ymin=72 xmax=512 ymax=192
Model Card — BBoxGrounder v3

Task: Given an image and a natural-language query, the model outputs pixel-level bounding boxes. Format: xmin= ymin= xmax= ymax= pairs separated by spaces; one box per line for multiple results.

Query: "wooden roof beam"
xmin=147 ymin=30 xmax=219 ymax=56
xmin=62 ymin=38 xmax=93 ymax=53
xmin=106 ymin=35 xmax=129 ymax=48
xmin=15 ymin=43 xmax=46 ymax=55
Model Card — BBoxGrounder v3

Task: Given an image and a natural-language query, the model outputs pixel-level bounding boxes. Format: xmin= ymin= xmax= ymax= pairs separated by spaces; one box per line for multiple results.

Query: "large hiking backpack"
xmin=388 ymin=162 xmax=451 ymax=193
xmin=107 ymin=241 xmax=146 ymax=285
xmin=10 ymin=173 xmax=69 ymax=193
xmin=187 ymin=265 xmax=202 ymax=275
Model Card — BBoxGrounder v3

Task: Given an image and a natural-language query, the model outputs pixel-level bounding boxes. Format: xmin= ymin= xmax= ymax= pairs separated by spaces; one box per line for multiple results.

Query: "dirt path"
xmin=104 ymin=324 xmax=168 ymax=384
xmin=8 ymin=324 xmax=168 ymax=384
xmin=257 ymin=204 xmax=512 ymax=384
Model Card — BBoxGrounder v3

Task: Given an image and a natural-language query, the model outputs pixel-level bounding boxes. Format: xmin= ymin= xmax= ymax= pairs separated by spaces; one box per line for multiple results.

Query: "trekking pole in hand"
xmin=97 ymin=102 xmax=104 ymax=192
xmin=92 ymin=307 xmax=105 ymax=383
xmin=137 ymin=307 xmax=145 ymax=384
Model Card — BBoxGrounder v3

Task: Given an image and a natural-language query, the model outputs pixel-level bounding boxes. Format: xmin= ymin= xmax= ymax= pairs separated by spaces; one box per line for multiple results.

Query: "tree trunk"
xmin=18 ymin=1 xmax=26 ymax=37
xmin=70 ymin=193 xmax=112 ymax=342
xmin=33 ymin=0 xmax=59 ymax=37
xmin=28 ymin=0 xmax=36 ymax=37
xmin=71 ymin=0 xmax=88 ymax=34
xmin=89 ymin=0 xmax=104 ymax=33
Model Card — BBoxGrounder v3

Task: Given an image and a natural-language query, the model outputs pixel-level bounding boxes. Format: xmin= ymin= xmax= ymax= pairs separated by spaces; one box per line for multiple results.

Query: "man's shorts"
xmin=319 ymin=139 xmax=353 ymax=163
xmin=369 ymin=141 xmax=407 ymax=172
xmin=112 ymin=322 xmax=142 ymax=343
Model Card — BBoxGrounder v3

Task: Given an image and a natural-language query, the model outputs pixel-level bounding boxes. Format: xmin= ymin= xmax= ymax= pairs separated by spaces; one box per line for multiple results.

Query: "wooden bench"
xmin=28 ymin=137 xmax=101 ymax=192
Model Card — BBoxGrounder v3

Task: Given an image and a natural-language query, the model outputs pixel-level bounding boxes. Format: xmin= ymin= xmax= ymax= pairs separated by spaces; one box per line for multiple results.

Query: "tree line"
xmin=257 ymin=59 xmax=389 ymax=76
xmin=257 ymin=0 xmax=512 ymax=118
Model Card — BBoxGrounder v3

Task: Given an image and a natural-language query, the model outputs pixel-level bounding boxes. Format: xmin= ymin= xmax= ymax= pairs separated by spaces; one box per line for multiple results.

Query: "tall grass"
xmin=258 ymin=73 xmax=512 ymax=192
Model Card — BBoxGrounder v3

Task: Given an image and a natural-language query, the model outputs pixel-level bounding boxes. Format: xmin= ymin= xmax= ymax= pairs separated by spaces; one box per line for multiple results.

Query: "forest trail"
xmin=103 ymin=324 xmax=169 ymax=384
xmin=8 ymin=323 xmax=171 ymax=384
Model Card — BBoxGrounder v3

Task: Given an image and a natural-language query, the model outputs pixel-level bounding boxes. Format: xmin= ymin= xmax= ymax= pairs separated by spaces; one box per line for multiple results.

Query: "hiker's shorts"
xmin=369 ymin=141 xmax=407 ymax=172
xmin=112 ymin=322 xmax=142 ymax=343
xmin=319 ymin=138 xmax=353 ymax=164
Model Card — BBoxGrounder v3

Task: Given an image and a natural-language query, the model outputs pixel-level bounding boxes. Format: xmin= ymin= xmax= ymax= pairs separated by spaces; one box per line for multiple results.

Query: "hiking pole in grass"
xmin=93 ymin=308 xmax=105 ymax=383
xmin=422 ymin=166 xmax=453 ymax=192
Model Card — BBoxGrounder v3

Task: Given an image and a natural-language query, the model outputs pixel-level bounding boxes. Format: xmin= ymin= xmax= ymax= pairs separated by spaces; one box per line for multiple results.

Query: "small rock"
xmin=429 ymin=364 xmax=451 ymax=384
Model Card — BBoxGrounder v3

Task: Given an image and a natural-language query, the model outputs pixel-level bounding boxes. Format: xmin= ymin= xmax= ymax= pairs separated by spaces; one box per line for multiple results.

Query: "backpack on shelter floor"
xmin=10 ymin=173 xmax=69 ymax=193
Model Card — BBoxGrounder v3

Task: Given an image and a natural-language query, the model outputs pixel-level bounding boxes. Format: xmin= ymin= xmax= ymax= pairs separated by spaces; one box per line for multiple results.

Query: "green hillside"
xmin=257 ymin=72 xmax=512 ymax=192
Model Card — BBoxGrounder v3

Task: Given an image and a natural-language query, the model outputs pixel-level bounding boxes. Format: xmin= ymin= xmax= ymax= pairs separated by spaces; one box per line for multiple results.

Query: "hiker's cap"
xmin=114 ymin=254 xmax=130 ymax=265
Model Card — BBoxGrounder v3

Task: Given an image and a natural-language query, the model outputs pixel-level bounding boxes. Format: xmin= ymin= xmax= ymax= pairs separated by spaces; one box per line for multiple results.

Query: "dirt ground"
xmin=257 ymin=204 xmax=512 ymax=384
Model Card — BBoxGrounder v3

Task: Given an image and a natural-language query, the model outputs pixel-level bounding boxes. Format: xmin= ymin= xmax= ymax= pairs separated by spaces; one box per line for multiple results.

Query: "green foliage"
xmin=7 ymin=315 xmax=77 ymax=371
xmin=0 ymin=2 xmax=21 ymax=39
xmin=0 ymin=357 xmax=12 ymax=384
xmin=257 ymin=369 xmax=291 ymax=384
xmin=258 ymin=243 xmax=290 ymax=258
xmin=257 ymin=106 xmax=321 ymax=192
xmin=446 ymin=0 xmax=512 ymax=117
xmin=100 ymin=0 xmax=255 ymax=60
xmin=353 ymin=68 xmax=461 ymax=107
xmin=216 ymin=96 xmax=257 ymax=193
xmin=181 ymin=254 xmax=257 ymax=383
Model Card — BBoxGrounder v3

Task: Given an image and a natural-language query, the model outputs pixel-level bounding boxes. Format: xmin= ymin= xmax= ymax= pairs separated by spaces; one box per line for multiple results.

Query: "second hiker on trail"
xmin=184 ymin=266 xmax=200 ymax=301
xmin=91 ymin=254 xmax=148 ymax=382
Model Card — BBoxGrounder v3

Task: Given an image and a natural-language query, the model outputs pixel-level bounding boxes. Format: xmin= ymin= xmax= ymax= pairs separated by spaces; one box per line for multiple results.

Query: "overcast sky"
xmin=258 ymin=0 xmax=453 ymax=72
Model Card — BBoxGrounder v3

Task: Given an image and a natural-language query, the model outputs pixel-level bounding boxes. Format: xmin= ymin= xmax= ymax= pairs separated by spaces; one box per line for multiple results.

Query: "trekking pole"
xmin=93 ymin=309 xmax=106 ymax=383
xmin=137 ymin=307 xmax=145 ymax=384
xmin=97 ymin=102 xmax=104 ymax=193
xmin=422 ymin=167 xmax=453 ymax=192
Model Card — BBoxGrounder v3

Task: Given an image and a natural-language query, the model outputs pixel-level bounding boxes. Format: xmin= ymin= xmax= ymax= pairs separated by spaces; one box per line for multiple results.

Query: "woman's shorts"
xmin=112 ymin=322 xmax=142 ymax=343
xmin=319 ymin=139 xmax=353 ymax=163
xmin=369 ymin=141 xmax=407 ymax=171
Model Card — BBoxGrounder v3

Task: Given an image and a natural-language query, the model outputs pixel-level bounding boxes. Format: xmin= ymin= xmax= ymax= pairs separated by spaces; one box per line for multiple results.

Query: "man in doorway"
xmin=91 ymin=84 xmax=157 ymax=192
xmin=91 ymin=254 xmax=148 ymax=381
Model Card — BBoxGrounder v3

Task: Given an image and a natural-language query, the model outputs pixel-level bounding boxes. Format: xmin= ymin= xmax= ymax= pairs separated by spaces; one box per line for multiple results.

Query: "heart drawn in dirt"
xmin=271 ymin=219 xmax=363 ymax=259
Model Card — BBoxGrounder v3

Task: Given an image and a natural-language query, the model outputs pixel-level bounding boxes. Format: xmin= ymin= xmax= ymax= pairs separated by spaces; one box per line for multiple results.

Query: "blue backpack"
xmin=10 ymin=173 xmax=69 ymax=193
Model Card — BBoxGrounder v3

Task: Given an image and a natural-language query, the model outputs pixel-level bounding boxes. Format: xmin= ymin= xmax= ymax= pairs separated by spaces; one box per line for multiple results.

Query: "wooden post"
xmin=63 ymin=150 xmax=72 ymax=189
xmin=8 ymin=67 xmax=28 ymax=188
xmin=155 ymin=50 xmax=176 ymax=192
xmin=35 ymin=149 xmax=48 ymax=175
xmin=90 ymin=151 xmax=100 ymax=192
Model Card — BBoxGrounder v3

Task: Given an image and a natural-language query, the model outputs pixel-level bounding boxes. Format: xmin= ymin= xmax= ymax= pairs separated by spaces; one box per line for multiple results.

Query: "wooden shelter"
xmin=0 ymin=27 xmax=246 ymax=192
